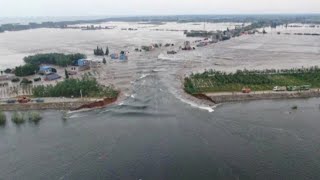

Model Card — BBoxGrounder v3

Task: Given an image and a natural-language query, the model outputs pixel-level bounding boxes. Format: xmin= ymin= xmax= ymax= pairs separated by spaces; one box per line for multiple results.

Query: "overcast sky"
xmin=1 ymin=0 xmax=320 ymax=17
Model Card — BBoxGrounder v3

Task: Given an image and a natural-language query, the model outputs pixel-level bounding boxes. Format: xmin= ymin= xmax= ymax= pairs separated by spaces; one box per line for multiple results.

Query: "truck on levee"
xmin=273 ymin=86 xmax=286 ymax=91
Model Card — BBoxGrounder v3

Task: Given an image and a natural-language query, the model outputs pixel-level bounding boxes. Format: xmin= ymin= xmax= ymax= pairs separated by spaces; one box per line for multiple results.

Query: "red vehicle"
xmin=18 ymin=96 xmax=31 ymax=103
xmin=242 ymin=88 xmax=251 ymax=94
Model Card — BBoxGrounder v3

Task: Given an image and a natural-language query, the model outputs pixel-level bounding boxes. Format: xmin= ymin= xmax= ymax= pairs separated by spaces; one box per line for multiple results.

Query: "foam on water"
xmin=180 ymin=97 xmax=215 ymax=112
xmin=139 ymin=74 xmax=150 ymax=79
xmin=130 ymin=94 xmax=136 ymax=98
xmin=157 ymin=54 xmax=179 ymax=61
xmin=152 ymin=68 xmax=167 ymax=72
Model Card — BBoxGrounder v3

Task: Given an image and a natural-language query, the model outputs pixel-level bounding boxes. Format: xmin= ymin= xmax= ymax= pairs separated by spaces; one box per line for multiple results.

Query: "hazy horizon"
xmin=1 ymin=0 xmax=320 ymax=17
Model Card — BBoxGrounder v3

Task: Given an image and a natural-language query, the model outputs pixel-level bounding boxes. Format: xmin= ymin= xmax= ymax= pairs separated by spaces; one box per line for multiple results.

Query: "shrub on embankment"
xmin=184 ymin=67 xmax=320 ymax=94
xmin=0 ymin=111 xmax=7 ymax=126
xmin=28 ymin=111 xmax=42 ymax=123
xmin=32 ymin=76 xmax=119 ymax=98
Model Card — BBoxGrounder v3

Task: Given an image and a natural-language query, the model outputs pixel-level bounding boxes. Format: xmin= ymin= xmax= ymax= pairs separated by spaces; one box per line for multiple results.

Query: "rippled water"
xmin=1 ymin=22 xmax=320 ymax=179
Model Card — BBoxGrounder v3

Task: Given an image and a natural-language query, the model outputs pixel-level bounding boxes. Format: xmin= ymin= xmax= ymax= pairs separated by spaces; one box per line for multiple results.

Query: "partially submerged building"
xmin=89 ymin=61 xmax=102 ymax=68
xmin=44 ymin=73 xmax=61 ymax=81
xmin=111 ymin=52 xmax=128 ymax=60
xmin=0 ymin=75 xmax=11 ymax=81
xmin=39 ymin=66 xmax=54 ymax=75
xmin=77 ymin=59 xmax=90 ymax=71
xmin=120 ymin=51 xmax=128 ymax=61
xmin=182 ymin=41 xmax=192 ymax=50
xmin=110 ymin=53 xmax=119 ymax=59
xmin=141 ymin=45 xmax=154 ymax=51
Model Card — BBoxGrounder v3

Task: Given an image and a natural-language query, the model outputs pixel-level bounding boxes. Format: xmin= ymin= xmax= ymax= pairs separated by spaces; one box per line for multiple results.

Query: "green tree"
xmin=105 ymin=47 xmax=109 ymax=56
xmin=15 ymin=64 xmax=39 ymax=77
xmin=262 ymin=29 xmax=267 ymax=34
xmin=65 ymin=69 xmax=69 ymax=79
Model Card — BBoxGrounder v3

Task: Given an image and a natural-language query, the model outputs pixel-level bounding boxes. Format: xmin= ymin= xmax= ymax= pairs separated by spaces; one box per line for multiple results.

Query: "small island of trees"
xmin=94 ymin=46 xmax=109 ymax=56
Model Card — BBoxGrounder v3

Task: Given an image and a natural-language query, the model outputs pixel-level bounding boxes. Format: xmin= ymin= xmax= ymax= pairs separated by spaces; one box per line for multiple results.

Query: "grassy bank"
xmin=184 ymin=67 xmax=320 ymax=94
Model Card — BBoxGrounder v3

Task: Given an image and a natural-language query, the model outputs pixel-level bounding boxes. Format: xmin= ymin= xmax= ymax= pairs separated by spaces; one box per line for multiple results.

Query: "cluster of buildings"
xmin=110 ymin=51 xmax=129 ymax=60
xmin=38 ymin=59 xmax=102 ymax=81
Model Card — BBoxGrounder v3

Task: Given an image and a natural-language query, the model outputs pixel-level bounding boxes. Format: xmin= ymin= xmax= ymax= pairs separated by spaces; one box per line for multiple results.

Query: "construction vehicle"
xmin=18 ymin=96 xmax=31 ymax=103
xmin=242 ymin=88 xmax=251 ymax=93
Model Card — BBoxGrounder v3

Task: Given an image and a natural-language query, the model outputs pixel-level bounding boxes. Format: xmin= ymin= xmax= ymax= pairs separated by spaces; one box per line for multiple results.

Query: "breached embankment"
xmin=201 ymin=90 xmax=320 ymax=104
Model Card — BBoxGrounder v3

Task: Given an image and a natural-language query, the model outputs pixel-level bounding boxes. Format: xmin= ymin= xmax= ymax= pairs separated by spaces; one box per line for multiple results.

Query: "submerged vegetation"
xmin=15 ymin=64 xmax=39 ymax=77
xmin=9 ymin=111 xmax=42 ymax=125
xmin=33 ymin=76 xmax=119 ymax=98
xmin=11 ymin=112 xmax=26 ymax=124
xmin=0 ymin=111 xmax=7 ymax=126
xmin=184 ymin=67 xmax=320 ymax=94
xmin=28 ymin=112 xmax=42 ymax=123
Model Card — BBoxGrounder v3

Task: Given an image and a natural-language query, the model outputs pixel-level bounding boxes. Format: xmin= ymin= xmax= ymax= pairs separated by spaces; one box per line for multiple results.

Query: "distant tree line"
xmin=1 ymin=15 xmax=320 ymax=34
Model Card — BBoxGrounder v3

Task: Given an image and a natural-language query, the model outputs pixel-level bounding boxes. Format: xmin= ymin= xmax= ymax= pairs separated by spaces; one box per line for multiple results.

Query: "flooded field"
xmin=0 ymin=22 xmax=319 ymax=95
xmin=1 ymin=22 xmax=320 ymax=179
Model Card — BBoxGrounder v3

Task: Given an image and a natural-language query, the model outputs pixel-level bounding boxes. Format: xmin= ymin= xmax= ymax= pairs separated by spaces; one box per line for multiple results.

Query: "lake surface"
xmin=1 ymin=22 xmax=320 ymax=179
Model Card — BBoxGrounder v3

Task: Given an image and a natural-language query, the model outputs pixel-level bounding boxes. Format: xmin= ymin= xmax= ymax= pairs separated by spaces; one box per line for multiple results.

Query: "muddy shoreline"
xmin=0 ymin=97 xmax=118 ymax=111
